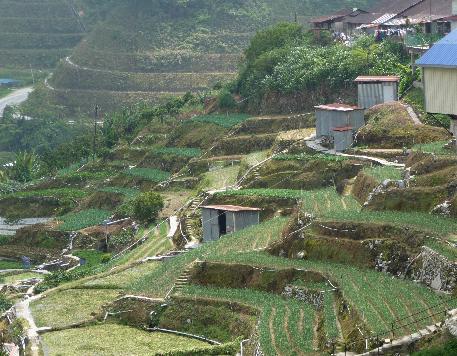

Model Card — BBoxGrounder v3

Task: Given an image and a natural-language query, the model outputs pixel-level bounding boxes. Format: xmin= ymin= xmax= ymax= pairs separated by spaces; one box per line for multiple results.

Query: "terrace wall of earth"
xmin=106 ymin=295 xmax=257 ymax=343
xmin=189 ymin=261 xmax=329 ymax=294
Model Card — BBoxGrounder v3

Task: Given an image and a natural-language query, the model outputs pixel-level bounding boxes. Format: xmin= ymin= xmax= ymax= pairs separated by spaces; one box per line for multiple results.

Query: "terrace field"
xmin=41 ymin=324 xmax=211 ymax=356
xmin=0 ymin=0 xmax=84 ymax=76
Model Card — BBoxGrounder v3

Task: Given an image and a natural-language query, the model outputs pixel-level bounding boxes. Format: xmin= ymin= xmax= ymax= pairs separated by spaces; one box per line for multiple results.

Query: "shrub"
xmin=413 ymin=339 xmax=457 ymax=356
xmin=0 ymin=295 xmax=12 ymax=313
xmin=123 ymin=167 xmax=171 ymax=182
xmin=101 ymin=253 xmax=112 ymax=263
xmin=132 ymin=191 xmax=164 ymax=224
xmin=191 ymin=113 xmax=250 ymax=128
xmin=217 ymin=89 xmax=236 ymax=109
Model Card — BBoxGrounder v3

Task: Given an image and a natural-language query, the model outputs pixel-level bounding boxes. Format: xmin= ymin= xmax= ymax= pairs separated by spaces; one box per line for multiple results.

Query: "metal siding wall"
xmin=233 ymin=211 xmax=260 ymax=232
xmin=202 ymin=208 xmax=218 ymax=242
xmin=333 ymin=131 xmax=353 ymax=152
xmin=316 ymin=112 xmax=323 ymax=137
xmin=226 ymin=211 xmax=236 ymax=234
xmin=348 ymin=110 xmax=365 ymax=130
xmin=450 ymin=120 xmax=457 ymax=137
xmin=358 ymin=83 xmax=383 ymax=108
xmin=316 ymin=110 xmax=329 ymax=137
xmin=382 ymin=83 xmax=396 ymax=102
xmin=424 ymin=67 xmax=457 ymax=115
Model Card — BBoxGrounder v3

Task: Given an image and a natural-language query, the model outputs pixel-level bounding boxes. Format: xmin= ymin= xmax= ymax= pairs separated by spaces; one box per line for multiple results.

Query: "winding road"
xmin=0 ymin=87 xmax=33 ymax=117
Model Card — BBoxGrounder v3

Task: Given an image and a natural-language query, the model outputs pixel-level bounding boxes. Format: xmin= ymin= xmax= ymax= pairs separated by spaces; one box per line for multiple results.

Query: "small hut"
xmin=355 ymin=76 xmax=400 ymax=109
xmin=200 ymin=205 xmax=261 ymax=242
xmin=315 ymin=103 xmax=364 ymax=138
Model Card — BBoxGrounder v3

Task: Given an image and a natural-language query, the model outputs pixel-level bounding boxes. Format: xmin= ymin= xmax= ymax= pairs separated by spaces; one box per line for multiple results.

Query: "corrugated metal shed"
xmin=201 ymin=205 xmax=260 ymax=242
xmin=315 ymin=104 xmax=364 ymax=137
xmin=416 ymin=29 xmax=457 ymax=68
xmin=355 ymin=76 xmax=399 ymax=108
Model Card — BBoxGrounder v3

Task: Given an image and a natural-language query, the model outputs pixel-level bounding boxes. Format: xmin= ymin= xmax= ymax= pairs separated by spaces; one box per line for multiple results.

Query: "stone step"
xmin=419 ymin=329 xmax=430 ymax=337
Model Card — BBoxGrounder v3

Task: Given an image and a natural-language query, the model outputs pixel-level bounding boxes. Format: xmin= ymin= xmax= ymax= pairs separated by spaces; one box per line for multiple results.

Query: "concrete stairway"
xmin=183 ymin=196 xmax=205 ymax=247
xmin=167 ymin=261 xmax=198 ymax=298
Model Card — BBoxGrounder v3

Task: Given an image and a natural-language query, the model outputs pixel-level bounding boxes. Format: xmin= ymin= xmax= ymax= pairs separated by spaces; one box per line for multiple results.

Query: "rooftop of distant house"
xmin=310 ymin=0 xmax=454 ymax=27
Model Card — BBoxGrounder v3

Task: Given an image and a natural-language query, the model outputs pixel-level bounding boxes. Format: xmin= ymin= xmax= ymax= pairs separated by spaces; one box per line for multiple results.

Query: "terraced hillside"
xmin=27 ymin=0 xmax=378 ymax=117
xmin=34 ymin=0 xmax=261 ymax=116
xmin=0 ymin=0 xmax=85 ymax=82
xmin=1 ymin=99 xmax=457 ymax=355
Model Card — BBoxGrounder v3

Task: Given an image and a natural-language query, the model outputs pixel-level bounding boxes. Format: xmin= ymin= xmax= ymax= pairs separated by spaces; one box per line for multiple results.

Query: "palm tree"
xmin=11 ymin=151 xmax=40 ymax=182
xmin=0 ymin=170 xmax=8 ymax=183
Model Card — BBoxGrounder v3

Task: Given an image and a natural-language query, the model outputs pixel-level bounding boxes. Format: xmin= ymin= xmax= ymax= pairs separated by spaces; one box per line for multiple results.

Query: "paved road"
xmin=0 ymin=87 xmax=33 ymax=117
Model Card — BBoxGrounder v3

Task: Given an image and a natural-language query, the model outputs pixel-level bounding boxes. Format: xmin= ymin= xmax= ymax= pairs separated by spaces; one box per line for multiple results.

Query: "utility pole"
xmin=29 ymin=64 xmax=35 ymax=85
xmin=93 ymin=104 xmax=99 ymax=161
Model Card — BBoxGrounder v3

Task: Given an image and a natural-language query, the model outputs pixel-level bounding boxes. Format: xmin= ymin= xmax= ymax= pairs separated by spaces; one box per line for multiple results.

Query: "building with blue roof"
xmin=416 ymin=29 xmax=457 ymax=142
xmin=0 ymin=79 xmax=21 ymax=87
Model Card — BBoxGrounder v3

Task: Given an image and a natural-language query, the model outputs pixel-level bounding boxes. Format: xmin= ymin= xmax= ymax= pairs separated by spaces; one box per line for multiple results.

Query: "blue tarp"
xmin=0 ymin=78 xmax=20 ymax=85
xmin=416 ymin=30 xmax=457 ymax=68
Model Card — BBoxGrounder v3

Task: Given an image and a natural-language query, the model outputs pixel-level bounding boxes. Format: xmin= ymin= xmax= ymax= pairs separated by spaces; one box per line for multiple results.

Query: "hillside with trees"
xmin=20 ymin=0 xmax=377 ymax=118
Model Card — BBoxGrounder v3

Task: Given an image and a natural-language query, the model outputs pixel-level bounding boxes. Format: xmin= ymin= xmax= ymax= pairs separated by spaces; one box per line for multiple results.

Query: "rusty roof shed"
xmin=201 ymin=204 xmax=261 ymax=242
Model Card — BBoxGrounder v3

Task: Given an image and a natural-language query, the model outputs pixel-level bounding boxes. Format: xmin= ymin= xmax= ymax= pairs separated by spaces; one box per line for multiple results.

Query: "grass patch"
xmin=31 ymin=289 xmax=121 ymax=328
xmin=299 ymin=188 xmax=457 ymax=236
xmin=273 ymin=152 xmax=347 ymax=162
xmin=123 ymin=167 xmax=171 ymax=182
xmin=363 ymin=166 xmax=403 ymax=182
xmin=199 ymin=166 xmax=240 ymax=190
xmin=412 ymin=141 xmax=456 ymax=156
xmin=84 ymin=262 xmax=159 ymax=289
xmin=73 ymin=250 xmax=108 ymax=267
xmin=0 ymin=272 xmax=42 ymax=285
xmin=97 ymin=186 xmax=140 ymax=198
xmin=209 ymin=251 xmax=456 ymax=336
xmin=218 ymin=188 xmax=330 ymax=199
xmin=0 ymin=87 xmax=13 ymax=99
xmin=181 ymin=284 xmax=316 ymax=355
xmin=1 ymin=188 xmax=87 ymax=200
xmin=152 ymin=146 xmax=202 ymax=157
xmin=58 ymin=209 xmax=111 ymax=231
xmin=0 ymin=260 xmax=23 ymax=270
xmin=191 ymin=114 xmax=251 ymax=128
xmin=41 ymin=324 xmax=211 ymax=356
xmin=424 ymin=239 xmax=457 ymax=261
